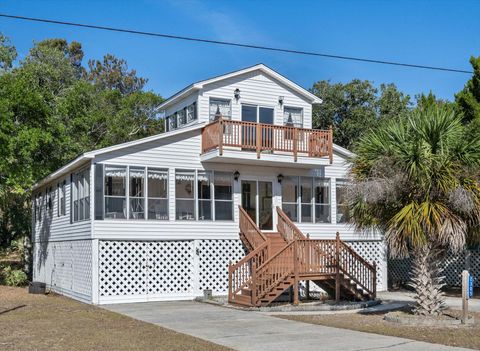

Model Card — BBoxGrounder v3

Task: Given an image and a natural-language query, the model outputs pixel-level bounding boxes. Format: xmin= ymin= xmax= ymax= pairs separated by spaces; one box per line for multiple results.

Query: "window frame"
xmin=281 ymin=176 xmax=299 ymax=222
xmin=58 ymin=180 xmax=66 ymax=217
xmin=103 ymin=165 xmax=127 ymax=220
xmin=314 ymin=177 xmax=331 ymax=223
xmin=336 ymin=178 xmax=350 ymax=224
xmin=129 ymin=166 xmax=146 ymax=220
xmin=147 ymin=167 xmax=169 ymax=221
xmin=175 ymin=169 xmax=196 ymax=221
xmin=72 ymin=167 xmax=91 ymax=222
xmin=283 ymin=106 xmax=304 ymax=128
xmin=300 ymin=176 xmax=313 ymax=223
xmin=209 ymin=98 xmax=232 ymax=121
xmin=213 ymin=171 xmax=234 ymax=221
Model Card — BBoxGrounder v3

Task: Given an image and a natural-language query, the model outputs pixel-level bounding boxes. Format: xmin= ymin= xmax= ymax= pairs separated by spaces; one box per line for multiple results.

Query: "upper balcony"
xmin=201 ymin=119 xmax=333 ymax=168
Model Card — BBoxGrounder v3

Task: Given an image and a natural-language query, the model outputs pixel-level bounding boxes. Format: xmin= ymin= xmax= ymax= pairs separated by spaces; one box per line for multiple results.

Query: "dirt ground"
xmin=0 ymin=286 xmax=231 ymax=351
xmin=277 ymin=309 xmax=480 ymax=350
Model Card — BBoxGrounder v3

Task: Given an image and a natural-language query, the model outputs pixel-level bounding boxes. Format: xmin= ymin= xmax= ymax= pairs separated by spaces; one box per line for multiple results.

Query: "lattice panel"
xmin=197 ymin=239 xmax=245 ymax=294
xmin=99 ymin=240 xmax=195 ymax=297
xmin=73 ymin=241 xmax=92 ymax=296
xmin=388 ymin=249 xmax=480 ymax=288
xmin=53 ymin=242 xmax=73 ymax=291
xmin=346 ymin=240 xmax=386 ymax=290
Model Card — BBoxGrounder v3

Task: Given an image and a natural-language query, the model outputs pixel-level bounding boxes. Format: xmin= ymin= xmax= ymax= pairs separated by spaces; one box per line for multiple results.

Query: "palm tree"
xmin=349 ymin=105 xmax=480 ymax=316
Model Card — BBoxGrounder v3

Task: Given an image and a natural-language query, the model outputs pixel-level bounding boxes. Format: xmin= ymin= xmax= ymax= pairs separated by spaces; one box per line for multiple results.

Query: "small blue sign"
xmin=469 ymin=276 xmax=474 ymax=299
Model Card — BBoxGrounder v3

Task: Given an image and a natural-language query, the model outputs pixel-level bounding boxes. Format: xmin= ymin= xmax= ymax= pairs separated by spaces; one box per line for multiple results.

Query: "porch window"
xmin=300 ymin=177 xmax=313 ymax=223
xmin=284 ymin=107 xmax=303 ymax=128
xmin=336 ymin=179 xmax=350 ymax=223
xmin=314 ymin=178 xmax=330 ymax=223
xmin=58 ymin=180 xmax=66 ymax=216
xmin=282 ymin=176 xmax=298 ymax=222
xmin=129 ymin=167 xmax=145 ymax=219
xmin=214 ymin=172 xmax=233 ymax=220
xmin=209 ymin=98 xmax=231 ymax=121
xmin=72 ymin=168 xmax=90 ymax=222
xmin=176 ymin=170 xmax=195 ymax=220
xmin=147 ymin=169 xmax=169 ymax=220
xmin=198 ymin=171 xmax=212 ymax=220
xmin=104 ymin=166 xmax=127 ymax=219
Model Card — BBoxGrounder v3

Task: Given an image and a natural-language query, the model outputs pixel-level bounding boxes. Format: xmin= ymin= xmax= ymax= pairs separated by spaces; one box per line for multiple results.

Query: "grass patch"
xmin=0 ymin=286 xmax=231 ymax=351
xmin=276 ymin=309 xmax=480 ymax=350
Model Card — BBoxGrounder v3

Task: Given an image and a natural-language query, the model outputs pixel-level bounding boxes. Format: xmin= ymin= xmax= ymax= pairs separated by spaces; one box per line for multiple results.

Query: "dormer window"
xmin=209 ymin=98 xmax=231 ymax=121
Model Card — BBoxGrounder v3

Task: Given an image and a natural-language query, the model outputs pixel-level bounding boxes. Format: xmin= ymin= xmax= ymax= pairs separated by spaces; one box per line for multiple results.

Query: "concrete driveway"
xmin=104 ymin=301 xmax=472 ymax=351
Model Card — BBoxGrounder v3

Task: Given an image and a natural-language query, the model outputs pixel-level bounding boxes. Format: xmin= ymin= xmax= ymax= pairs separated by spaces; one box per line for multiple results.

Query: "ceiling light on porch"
xmin=234 ymin=171 xmax=240 ymax=181
xmin=277 ymin=174 xmax=284 ymax=183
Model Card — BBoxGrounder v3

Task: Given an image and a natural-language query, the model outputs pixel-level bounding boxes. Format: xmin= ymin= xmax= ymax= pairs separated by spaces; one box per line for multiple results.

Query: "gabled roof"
xmin=158 ymin=63 xmax=323 ymax=110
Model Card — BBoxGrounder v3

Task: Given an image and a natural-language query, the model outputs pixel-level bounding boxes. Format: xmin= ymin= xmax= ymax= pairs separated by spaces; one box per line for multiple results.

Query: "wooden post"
xmin=256 ymin=124 xmax=261 ymax=159
xmin=252 ymin=258 xmax=257 ymax=306
xmin=218 ymin=118 xmax=224 ymax=156
xmin=228 ymin=261 xmax=232 ymax=303
xmin=293 ymin=128 xmax=298 ymax=162
xmin=306 ymin=280 xmax=310 ymax=301
xmin=328 ymin=126 xmax=333 ymax=164
xmin=335 ymin=232 xmax=341 ymax=303
xmin=372 ymin=261 xmax=377 ymax=300
xmin=462 ymin=270 xmax=469 ymax=324
xmin=293 ymin=240 xmax=299 ymax=305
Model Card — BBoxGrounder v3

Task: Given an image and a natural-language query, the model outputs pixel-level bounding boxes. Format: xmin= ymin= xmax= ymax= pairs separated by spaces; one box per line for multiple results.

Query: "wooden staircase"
xmin=228 ymin=206 xmax=377 ymax=307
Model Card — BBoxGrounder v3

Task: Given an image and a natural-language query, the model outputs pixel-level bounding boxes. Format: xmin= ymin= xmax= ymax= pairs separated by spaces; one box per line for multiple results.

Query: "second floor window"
xmin=209 ymin=98 xmax=231 ymax=121
xmin=284 ymin=107 xmax=303 ymax=128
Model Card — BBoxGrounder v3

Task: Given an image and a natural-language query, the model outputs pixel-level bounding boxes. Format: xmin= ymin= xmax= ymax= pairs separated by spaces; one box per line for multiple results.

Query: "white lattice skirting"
xmin=33 ymin=240 xmax=92 ymax=303
xmin=389 ymin=250 xmax=480 ymax=288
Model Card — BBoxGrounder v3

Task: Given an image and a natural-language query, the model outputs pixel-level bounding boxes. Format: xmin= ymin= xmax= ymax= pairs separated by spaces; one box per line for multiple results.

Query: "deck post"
xmin=293 ymin=128 xmax=298 ymax=162
xmin=328 ymin=126 xmax=333 ymax=164
xmin=335 ymin=232 xmax=341 ymax=303
xmin=293 ymin=240 xmax=299 ymax=305
xmin=256 ymin=124 xmax=261 ymax=159
xmin=218 ymin=118 xmax=224 ymax=156
xmin=228 ymin=261 xmax=232 ymax=303
xmin=372 ymin=261 xmax=377 ymax=300
xmin=251 ymin=258 xmax=257 ymax=306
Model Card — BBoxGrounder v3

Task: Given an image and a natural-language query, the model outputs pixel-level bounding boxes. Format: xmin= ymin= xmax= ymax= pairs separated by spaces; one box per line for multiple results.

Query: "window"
xmin=187 ymin=103 xmax=196 ymax=123
xmin=283 ymin=107 xmax=303 ymax=128
xmin=148 ymin=169 xmax=169 ymax=220
xmin=129 ymin=167 xmax=145 ymax=219
xmin=197 ymin=171 xmax=212 ymax=220
xmin=300 ymin=177 xmax=313 ymax=222
xmin=177 ymin=109 xmax=187 ymax=126
xmin=72 ymin=168 xmax=90 ymax=222
xmin=315 ymin=178 xmax=330 ymax=223
xmin=168 ymin=114 xmax=177 ymax=131
xmin=209 ymin=98 xmax=231 ymax=121
xmin=104 ymin=166 xmax=126 ymax=219
xmin=47 ymin=187 xmax=53 ymax=213
xmin=176 ymin=170 xmax=195 ymax=220
xmin=214 ymin=172 xmax=233 ymax=220
xmin=241 ymin=104 xmax=274 ymax=124
xmin=336 ymin=179 xmax=350 ymax=223
xmin=58 ymin=180 xmax=66 ymax=216
xmin=34 ymin=194 xmax=42 ymax=223
xmin=282 ymin=176 xmax=298 ymax=222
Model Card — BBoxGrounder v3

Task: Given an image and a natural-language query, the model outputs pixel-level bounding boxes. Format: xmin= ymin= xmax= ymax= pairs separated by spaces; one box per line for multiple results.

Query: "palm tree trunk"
xmin=409 ymin=243 xmax=447 ymax=316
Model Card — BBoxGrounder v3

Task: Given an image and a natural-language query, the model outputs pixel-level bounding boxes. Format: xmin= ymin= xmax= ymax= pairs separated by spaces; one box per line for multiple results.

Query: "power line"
xmin=0 ymin=13 xmax=473 ymax=75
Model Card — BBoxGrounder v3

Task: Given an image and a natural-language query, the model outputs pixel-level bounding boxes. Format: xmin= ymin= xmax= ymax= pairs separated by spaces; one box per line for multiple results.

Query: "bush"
xmin=2 ymin=266 xmax=28 ymax=286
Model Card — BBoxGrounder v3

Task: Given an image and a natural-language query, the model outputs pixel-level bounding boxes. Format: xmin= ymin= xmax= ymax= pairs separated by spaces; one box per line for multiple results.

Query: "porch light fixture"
xmin=234 ymin=88 xmax=241 ymax=101
xmin=233 ymin=171 xmax=240 ymax=181
xmin=277 ymin=174 xmax=284 ymax=183
xmin=278 ymin=96 xmax=284 ymax=106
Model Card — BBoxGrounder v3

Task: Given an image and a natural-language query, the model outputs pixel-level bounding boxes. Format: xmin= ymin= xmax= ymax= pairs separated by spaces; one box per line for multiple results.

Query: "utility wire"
xmin=0 ymin=13 xmax=473 ymax=75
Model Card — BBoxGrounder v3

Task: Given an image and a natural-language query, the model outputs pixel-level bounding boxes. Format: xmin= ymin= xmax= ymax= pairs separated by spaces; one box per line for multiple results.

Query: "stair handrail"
xmin=276 ymin=206 xmax=306 ymax=242
xmin=239 ymin=205 xmax=268 ymax=249
xmin=228 ymin=241 xmax=269 ymax=304
xmin=337 ymin=234 xmax=377 ymax=298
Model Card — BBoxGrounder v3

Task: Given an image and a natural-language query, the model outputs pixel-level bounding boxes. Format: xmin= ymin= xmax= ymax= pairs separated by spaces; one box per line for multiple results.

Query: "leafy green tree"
xmin=311 ymin=80 xmax=410 ymax=149
xmin=456 ymin=56 xmax=480 ymax=123
xmin=0 ymin=34 xmax=17 ymax=71
xmin=349 ymin=105 xmax=480 ymax=315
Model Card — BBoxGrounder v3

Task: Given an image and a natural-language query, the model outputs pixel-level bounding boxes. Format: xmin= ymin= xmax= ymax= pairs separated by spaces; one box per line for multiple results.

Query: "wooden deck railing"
xmin=201 ymin=118 xmax=333 ymax=163
xmin=277 ymin=206 xmax=307 ymax=242
xmin=239 ymin=205 xmax=268 ymax=250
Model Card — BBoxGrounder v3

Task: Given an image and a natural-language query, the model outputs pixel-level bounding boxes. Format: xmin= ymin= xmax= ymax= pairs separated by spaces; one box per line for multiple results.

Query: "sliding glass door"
xmin=241 ymin=180 xmax=273 ymax=230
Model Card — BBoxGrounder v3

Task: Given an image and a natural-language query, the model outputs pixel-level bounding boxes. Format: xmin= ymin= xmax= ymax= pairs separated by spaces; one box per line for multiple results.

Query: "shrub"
xmin=3 ymin=266 xmax=28 ymax=286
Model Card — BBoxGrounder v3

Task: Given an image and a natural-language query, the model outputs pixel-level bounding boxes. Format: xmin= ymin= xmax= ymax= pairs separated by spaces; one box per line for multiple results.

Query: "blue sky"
xmin=1 ymin=0 xmax=479 ymax=101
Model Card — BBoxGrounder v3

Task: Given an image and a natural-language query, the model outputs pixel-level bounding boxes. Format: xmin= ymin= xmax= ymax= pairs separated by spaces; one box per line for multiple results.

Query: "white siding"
xmin=198 ymin=70 xmax=312 ymax=128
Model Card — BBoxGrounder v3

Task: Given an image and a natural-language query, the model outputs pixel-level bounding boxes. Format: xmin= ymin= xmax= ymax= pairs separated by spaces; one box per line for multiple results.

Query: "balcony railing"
xmin=201 ymin=118 xmax=333 ymax=163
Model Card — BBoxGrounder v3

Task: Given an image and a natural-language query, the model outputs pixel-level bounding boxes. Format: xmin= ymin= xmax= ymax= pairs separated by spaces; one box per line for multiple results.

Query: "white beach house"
xmin=32 ymin=64 xmax=387 ymax=305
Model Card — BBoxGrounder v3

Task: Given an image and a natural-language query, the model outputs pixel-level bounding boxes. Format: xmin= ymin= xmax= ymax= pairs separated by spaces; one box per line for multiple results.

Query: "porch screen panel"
xmin=129 ymin=167 xmax=145 ymax=219
xmin=282 ymin=176 xmax=298 ymax=222
xmin=176 ymin=170 xmax=195 ymax=220
xmin=147 ymin=169 xmax=168 ymax=220
xmin=214 ymin=172 xmax=233 ymax=220
xmin=198 ymin=171 xmax=212 ymax=220
xmin=94 ymin=164 xmax=104 ymax=220
xmin=336 ymin=179 xmax=350 ymax=223
xmin=314 ymin=178 xmax=330 ymax=223
xmin=300 ymin=177 xmax=313 ymax=222
xmin=104 ymin=166 xmax=127 ymax=219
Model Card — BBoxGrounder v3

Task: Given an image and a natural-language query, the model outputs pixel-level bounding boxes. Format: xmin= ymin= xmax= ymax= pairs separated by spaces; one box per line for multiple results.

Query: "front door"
xmin=241 ymin=180 xmax=273 ymax=230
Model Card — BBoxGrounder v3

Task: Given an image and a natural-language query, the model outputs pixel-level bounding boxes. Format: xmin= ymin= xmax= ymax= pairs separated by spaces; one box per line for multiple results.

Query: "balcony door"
xmin=241 ymin=105 xmax=274 ymax=150
xmin=241 ymin=180 xmax=273 ymax=231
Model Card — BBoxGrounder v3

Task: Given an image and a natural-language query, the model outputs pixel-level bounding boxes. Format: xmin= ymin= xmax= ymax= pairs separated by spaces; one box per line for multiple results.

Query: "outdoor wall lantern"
xmin=234 ymin=88 xmax=241 ymax=100
xmin=234 ymin=171 xmax=240 ymax=181
xmin=277 ymin=174 xmax=284 ymax=183
xmin=278 ymin=96 xmax=284 ymax=106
